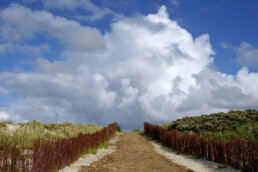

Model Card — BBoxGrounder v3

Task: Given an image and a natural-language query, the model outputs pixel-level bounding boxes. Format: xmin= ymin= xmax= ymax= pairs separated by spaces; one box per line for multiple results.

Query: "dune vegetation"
xmin=0 ymin=120 xmax=102 ymax=148
xmin=0 ymin=121 xmax=117 ymax=171
xmin=165 ymin=109 xmax=258 ymax=141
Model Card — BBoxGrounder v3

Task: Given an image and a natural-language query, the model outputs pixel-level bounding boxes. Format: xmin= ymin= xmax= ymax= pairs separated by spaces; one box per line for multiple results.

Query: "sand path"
xmin=62 ymin=132 xmax=239 ymax=172
xmin=80 ymin=132 xmax=190 ymax=172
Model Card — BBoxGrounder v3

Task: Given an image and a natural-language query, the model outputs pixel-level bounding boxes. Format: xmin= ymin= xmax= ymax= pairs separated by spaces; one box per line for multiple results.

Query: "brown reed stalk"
xmin=0 ymin=123 xmax=118 ymax=172
xmin=248 ymin=141 xmax=258 ymax=172
xmin=143 ymin=122 xmax=257 ymax=171
xmin=10 ymin=144 xmax=18 ymax=172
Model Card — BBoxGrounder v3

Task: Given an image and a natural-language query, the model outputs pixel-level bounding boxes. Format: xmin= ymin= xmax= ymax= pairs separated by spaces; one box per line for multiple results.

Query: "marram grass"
xmin=0 ymin=120 xmax=102 ymax=149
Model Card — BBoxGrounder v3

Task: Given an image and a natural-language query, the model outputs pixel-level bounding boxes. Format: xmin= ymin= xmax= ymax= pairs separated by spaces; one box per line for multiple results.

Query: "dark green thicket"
xmin=167 ymin=109 xmax=258 ymax=141
xmin=116 ymin=124 xmax=122 ymax=132
xmin=133 ymin=129 xmax=140 ymax=132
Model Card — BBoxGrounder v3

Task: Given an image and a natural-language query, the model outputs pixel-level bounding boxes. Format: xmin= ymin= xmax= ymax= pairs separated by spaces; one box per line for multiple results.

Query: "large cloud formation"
xmin=0 ymin=5 xmax=258 ymax=130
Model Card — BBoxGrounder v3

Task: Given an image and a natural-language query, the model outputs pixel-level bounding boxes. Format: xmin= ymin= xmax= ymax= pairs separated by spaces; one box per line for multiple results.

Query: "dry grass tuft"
xmin=0 ymin=120 xmax=102 ymax=148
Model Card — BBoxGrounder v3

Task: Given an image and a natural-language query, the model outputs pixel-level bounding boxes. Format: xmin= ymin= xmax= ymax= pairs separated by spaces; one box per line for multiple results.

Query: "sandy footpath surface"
xmin=61 ymin=132 xmax=240 ymax=172
xmin=60 ymin=134 xmax=119 ymax=172
xmin=80 ymin=132 xmax=189 ymax=172
xmin=150 ymin=137 xmax=240 ymax=172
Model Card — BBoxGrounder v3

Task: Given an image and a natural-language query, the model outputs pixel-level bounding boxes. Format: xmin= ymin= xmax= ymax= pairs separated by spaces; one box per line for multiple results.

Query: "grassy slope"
xmin=166 ymin=109 xmax=258 ymax=141
xmin=0 ymin=120 xmax=102 ymax=148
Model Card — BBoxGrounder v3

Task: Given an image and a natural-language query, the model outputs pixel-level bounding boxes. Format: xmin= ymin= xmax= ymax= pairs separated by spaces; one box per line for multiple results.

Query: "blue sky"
xmin=1 ymin=0 xmax=258 ymax=74
xmin=0 ymin=0 xmax=258 ymax=130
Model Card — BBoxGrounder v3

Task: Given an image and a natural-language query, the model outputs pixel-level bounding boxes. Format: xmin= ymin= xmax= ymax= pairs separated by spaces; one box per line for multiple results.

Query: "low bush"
xmin=167 ymin=109 xmax=258 ymax=141
xmin=116 ymin=124 xmax=122 ymax=132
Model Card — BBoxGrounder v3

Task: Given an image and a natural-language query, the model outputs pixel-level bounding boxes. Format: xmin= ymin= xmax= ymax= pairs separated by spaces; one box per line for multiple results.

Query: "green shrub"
xmin=167 ymin=109 xmax=258 ymax=141
xmin=116 ymin=124 xmax=122 ymax=132
xmin=133 ymin=129 xmax=140 ymax=132
xmin=160 ymin=123 xmax=169 ymax=129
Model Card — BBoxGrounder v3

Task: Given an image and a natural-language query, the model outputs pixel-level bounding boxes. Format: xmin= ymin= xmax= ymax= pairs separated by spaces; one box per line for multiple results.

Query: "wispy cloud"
xmin=0 ymin=42 xmax=14 ymax=55
xmin=0 ymin=4 xmax=105 ymax=51
xmin=221 ymin=41 xmax=258 ymax=68
xmin=0 ymin=42 xmax=49 ymax=57
xmin=220 ymin=41 xmax=234 ymax=49
xmin=42 ymin=0 xmax=116 ymax=21
xmin=170 ymin=0 xmax=179 ymax=7
xmin=236 ymin=42 xmax=258 ymax=68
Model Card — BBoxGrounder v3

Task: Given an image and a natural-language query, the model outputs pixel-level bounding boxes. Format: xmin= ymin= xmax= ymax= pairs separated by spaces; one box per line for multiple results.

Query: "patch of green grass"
xmin=218 ymin=164 xmax=228 ymax=169
xmin=99 ymin=141 xmax=110 ymax=149
xmin=0 ymin=128 xmax=9 ymax=138
xmin=80 ymin=137 xmax=114 ymax=158
xmin=87 ymin=148 xmax=98 ymax=155
xmin=83 ymin=141 xmax=111 ymax=157
xmin=0 ymin=129 xmax=10 ymax=149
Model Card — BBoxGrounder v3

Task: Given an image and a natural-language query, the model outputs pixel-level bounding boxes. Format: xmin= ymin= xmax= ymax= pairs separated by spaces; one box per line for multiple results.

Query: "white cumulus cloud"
xmin=0 ymin=5 xmax=258 ymax=130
